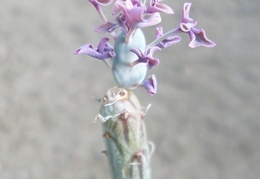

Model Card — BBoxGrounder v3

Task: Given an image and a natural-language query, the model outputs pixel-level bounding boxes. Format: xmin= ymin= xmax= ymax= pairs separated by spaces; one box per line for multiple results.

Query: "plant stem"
xmin=99 ymin=87 xmax=152 ymax=179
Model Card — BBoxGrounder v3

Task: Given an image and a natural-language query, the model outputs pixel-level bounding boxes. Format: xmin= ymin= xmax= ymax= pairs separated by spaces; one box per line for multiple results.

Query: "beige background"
xmin=0 ymin=0 xmax=259 ymax=178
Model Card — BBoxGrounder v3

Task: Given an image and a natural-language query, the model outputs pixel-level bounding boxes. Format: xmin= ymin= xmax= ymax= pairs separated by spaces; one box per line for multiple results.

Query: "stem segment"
xmin=99 ymin=87 xmax=152 ymax=179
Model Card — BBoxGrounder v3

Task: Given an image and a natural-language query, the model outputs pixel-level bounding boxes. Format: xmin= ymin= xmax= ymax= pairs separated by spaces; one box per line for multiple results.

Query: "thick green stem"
xmin=98 ymin=87 xmax=152 ymax=179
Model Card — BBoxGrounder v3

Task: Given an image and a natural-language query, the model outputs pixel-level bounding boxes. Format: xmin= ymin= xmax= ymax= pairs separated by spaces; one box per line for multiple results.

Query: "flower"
xmin=155 ymin=26 xmax=181 ymax=49
xmin=89 ymin=0 xmax=115 ymax=22
xmin=179 ymin=3 xmax=216 ymax=48
xmin=75 ymin=0 xmax=216 ymax=95
xmin=89 ymin=0 xmax=114 ymax=6
xmin=130 ymin=46 xmax=160 ymax=69
xmin=188 ymin=28 xmax=216 ymax=48
xmin=116 ymin=0 xmax=161 ymax=41
xmin=74 ymin=37 xmax=115 ymax=60
xmin=95 ymin=21 xmax=118 ymax=33
xmin=141 ymin=75 xmax=157 ymax=96
xmin=147 ymin=0 xmax=174 ymax=14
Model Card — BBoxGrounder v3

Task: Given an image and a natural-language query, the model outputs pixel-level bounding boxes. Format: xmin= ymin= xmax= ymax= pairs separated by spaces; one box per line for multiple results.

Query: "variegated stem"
xmin=97 ymin=87 xmax=152 ymax=179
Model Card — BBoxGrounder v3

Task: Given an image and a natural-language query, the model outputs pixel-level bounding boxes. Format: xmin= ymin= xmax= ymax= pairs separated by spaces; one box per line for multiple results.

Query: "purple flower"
xmin=74 ymin=37 xmax=115 ymax=60
xmin=188 ymin=28 xmax=216 ymax=48
xmin=116 ymin=0 xmax=161 ymax=40
xmin=95 ymin=21 xmax=118 ymax=33
xmin=89 ymin=0 xmax=115 ymax=22
xmin=75 ymin=0 xmax=216 ymax=96
xmin=89 ymin=0 xmax=114 ymax=6
xmin=179 ymin=3 xmax=216 ymax=48
xmin=130 ymin=47 xmax=160 ymax=69
xmin=147 ymin=0 xmax=174 ymax=14
xmin=141 ymin=75 xmax=157 ymax=96
xmin=155 ymin=26 xmax=181 ymax=48
xmin=112 ymin=0 xmax=142 ymax=15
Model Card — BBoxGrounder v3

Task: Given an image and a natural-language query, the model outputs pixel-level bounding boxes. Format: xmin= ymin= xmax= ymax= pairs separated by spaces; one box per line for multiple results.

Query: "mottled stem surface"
xmin=99 ymin=87 xmax=152 ymax=179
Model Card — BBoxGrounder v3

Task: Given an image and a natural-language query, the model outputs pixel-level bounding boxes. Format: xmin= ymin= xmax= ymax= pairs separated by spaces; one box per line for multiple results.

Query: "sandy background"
xmin=0 ymin=0 xmax=259 ymax=178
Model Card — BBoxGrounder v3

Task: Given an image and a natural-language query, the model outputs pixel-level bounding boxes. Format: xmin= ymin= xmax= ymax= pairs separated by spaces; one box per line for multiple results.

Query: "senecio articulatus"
xmin=75 ymin=0 xmax=215 ymax=178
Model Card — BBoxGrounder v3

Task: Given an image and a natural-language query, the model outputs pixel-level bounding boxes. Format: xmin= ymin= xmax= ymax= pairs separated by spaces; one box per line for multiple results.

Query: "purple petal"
xmin=97 ymin=37 xmax=110 ymax=53
xmin=74 ymin=38 xmax=115 ymax=60
xmin=117 ymin=0 xmax=161 ymax=37
xmin=128 ymin=7 xmax=146 ymax=24
xmin=146 ymin=46 xmax=160 ymax=69
xmin=179 ymin=3 xmax=197 ymax=32
xmin=95 ymin=21 xmax=118 ymax=33
xmin=188 ymin=28 xmax=216 ymax=48
xmin=147 ymin=58 xmax=160 ymax=69
xmin=74 ymin=44 xmax=104 ymax=59
xmin=138 ymin=12 xmax=161 ymax=28
xmin=157 ymin=36 xmax=181 ymax=49
xmin=130 ymin=47 xmax=160 ymax=69
xmin=141 ymin=75 xmax=157 ymax=96
xmin=155 ymin=26 xmax=163 ymax=39
xmin=89 ymin=0 xmax=114 ymax=6
xmin=130 ymin=48 xmax=143 ymax=58
xmin=147 ymin=0 xmax=174 ymax=14
xmin=179 ymin=21 xmax=197 ymax=32
xmin=74 ymin=44 xmax=95 ymax=55
xmin=112 ymin=1 xmax=121 ymax=15
xmin=182 ymin=3 xmax=194 ymax=23
xmin=154 ymin=26 xmax=181 ymax=48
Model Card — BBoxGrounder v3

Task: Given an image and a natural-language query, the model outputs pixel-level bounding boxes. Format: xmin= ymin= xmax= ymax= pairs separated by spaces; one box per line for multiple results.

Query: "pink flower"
xmin=130 ymin=47 xmax=160 ymax=69
xmin=89 ymin=0 xmax=114 ymax=6
xmin=74 ymin=37 xmax=115 ymax=60
xmin=147 ymin=0 xmax=174 ymax=14
xmin=95 ymin=21 xmax=118 ymax=33
xmin=141 ymin=75 xmax=157 ymax=96
xmin=179 ymin=3 xmax=216 ymax=48
xmin=155 ymin=26 xmax=181 ymax=48
xmin=116 ymin=0 xmax=161 ymax=40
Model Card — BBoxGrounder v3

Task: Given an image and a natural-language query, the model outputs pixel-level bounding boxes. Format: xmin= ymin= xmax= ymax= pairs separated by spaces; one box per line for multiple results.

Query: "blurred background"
xmin=0 ymin=0 xmax=259 ymax=178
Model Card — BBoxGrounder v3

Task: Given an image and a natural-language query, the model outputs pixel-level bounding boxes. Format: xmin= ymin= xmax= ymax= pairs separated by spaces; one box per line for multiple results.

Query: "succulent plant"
xmin=96 ymin=87 xmax=153 ymax=178
xmin=75 ymin=0 xmax=215 ymax=178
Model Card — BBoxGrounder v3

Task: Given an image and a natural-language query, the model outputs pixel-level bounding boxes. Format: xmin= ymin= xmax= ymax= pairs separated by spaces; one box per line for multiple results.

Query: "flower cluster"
xmin=75 ymin=0 xmax=215 ymax=95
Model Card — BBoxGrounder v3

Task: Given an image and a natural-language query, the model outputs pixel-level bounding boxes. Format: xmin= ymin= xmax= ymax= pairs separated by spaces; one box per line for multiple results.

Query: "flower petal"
xmin=95 ymin=21 xmax=118 ymax=33
xmin=157 ymin=35 xmax=181 ymax=49
xmin=116 ymin=0 xmax=161 ymax=39
xmin=155 ymin=26 xmax=163 ymax=39
xmin=153 ymin=27 xmax=181 ymax=48
xmin=179 ymin=21 xmax=197 ymax=32
xmin=147 ymin=0 xmax=174 ymax=14
xmin=89 ymin=0 xmax=114 ymax=6
xmin=74 ymin=37 xmax=115 ymax=60
xmin=74 ymin=44 xmax=95 ymax=55
xmin=182 ymin=2 xmax=194 ymax=23
xmin=141 ymin=75 xmax=157 ymax=96
xmin=188 ymin=28 xmax=216 ymax=48
xmin=130 ymin=47 xmax=160 ymax=69
xmin=138 ymin=12 xmax=162 ymax=28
